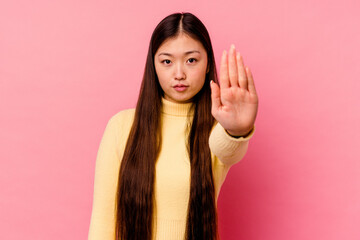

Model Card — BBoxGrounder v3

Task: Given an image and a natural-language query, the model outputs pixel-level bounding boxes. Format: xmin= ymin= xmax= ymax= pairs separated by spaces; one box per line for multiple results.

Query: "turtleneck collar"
xmin=161 ymin=97 xmax=194 ymax=117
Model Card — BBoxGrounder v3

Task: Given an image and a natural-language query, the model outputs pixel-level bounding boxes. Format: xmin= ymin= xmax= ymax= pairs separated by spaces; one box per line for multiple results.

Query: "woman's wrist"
xmin=226 ymin=127 xmax=254 ymax=138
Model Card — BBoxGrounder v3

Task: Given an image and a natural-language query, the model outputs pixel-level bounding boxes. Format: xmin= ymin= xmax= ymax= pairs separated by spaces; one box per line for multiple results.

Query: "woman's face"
xmin=154 ymin=33 xmax=208 ymax=104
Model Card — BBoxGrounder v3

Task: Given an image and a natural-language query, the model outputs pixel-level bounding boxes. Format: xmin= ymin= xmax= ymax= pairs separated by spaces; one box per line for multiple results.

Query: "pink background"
xmin=1 ymin=0 xmax=359 ymax=239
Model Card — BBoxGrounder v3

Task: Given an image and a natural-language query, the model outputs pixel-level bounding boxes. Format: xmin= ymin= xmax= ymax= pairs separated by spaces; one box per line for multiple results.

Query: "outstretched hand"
xmin=210 ymin=44 xmax=259 ymax=136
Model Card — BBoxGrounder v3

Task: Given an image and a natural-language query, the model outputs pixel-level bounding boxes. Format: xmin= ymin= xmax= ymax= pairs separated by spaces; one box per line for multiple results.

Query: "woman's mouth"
xmin=173 ymin=84 xmax=188 ymax=92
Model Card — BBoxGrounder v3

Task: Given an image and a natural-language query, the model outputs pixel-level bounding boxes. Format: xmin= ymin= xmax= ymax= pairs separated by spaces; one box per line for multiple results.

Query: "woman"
xmin=88 ymin=12 xmax=258 ymax=240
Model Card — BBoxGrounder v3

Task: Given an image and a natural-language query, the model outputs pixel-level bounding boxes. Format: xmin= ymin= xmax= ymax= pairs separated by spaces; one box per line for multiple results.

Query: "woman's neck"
xmin=161 ymin=97 xmax=194 ymax=117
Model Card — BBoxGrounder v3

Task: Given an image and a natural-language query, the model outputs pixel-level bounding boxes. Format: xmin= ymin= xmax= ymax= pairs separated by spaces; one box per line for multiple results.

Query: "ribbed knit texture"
xmin=88 ymin=98 xmax=255 ymax=240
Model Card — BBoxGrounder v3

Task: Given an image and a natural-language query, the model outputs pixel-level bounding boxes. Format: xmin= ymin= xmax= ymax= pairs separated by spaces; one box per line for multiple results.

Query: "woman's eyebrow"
xmin=158 ymin=50 xmax=200 ymax=57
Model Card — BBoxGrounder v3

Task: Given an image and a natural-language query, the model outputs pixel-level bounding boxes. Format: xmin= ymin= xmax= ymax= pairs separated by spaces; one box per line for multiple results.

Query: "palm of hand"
xmin=210 ymin=44 xmax=259 ymax=136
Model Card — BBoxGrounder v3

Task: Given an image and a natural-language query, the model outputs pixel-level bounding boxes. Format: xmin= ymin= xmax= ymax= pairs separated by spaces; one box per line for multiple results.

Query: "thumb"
xmin=210 ymin=80 xmax=221 ymax=113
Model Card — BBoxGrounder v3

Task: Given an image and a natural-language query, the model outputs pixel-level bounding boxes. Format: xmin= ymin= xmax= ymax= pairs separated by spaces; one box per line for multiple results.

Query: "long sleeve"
xmin=88 ymin=116 xmax=121 ymax=240
xmin=209 ymin=121 xmax=255 ymax=166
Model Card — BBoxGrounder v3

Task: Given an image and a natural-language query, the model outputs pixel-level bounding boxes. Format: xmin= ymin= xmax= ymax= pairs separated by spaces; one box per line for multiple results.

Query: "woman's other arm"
xmin=88 ymin=116 xmax=120 ymax=240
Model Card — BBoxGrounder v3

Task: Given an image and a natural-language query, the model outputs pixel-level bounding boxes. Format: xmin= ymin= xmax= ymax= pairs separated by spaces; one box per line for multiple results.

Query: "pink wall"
xmin=1 ymin=0 xmax=359 ymax=239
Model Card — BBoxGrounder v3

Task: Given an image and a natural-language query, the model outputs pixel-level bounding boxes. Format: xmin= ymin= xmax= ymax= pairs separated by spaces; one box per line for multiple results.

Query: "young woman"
xmin=88 ymin=12 xmax=258 ymax=240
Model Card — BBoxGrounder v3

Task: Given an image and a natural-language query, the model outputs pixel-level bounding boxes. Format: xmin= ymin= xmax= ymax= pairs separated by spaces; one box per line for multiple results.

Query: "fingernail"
xmin=231 ymin=44 xmax=235 ymax=50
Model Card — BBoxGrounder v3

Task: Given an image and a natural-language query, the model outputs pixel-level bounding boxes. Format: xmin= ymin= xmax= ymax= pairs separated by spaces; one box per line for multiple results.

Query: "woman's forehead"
xmin=156 ymin=34 xmax=206 ymax=57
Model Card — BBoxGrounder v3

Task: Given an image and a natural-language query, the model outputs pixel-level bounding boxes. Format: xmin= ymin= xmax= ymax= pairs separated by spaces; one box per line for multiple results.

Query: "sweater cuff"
xmin=209 ymin=122 xmax=255 ymax=158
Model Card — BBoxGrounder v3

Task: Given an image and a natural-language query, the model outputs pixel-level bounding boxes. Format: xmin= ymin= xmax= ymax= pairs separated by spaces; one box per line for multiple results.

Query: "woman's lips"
xmin=173 ymin=85 xmax=188 ymax=92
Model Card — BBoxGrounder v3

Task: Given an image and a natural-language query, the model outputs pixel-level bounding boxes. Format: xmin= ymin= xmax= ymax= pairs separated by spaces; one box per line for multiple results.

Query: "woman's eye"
xmin=187 ymin=58 xmax=197 ymax=63
xmin=162 ymin=59 xmax=171 ymax=64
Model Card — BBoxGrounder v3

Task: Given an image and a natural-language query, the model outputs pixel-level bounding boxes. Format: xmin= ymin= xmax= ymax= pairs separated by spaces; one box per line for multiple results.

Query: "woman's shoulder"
xmin=109 ymin=108 xmax=136 ymax=124
xmin=104 ymin=108 xmax=136 ymax=142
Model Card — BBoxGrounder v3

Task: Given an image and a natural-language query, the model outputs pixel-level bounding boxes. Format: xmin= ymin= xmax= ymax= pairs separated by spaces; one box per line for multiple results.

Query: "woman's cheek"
xmin=192 ymin=65 xmax=207 ymax=79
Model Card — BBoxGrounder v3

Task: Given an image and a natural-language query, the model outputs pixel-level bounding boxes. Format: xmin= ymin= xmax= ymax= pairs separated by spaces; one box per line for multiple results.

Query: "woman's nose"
xmin=174 ymin=64 xmax=186 ymax=80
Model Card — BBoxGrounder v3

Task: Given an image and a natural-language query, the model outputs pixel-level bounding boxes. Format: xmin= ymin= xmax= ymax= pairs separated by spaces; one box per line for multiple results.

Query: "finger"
xmin=219 ymin=50 xmax=230 ymax=88
xmin=236 ymin=52 xmax=248 ymax=90
xmin=246 ymin=67 xmax=257 ymax=94
xmin=228 ymin=44 xmax=239 ymax=87
xmin=210 ymin=80 xmax=221 ymax=114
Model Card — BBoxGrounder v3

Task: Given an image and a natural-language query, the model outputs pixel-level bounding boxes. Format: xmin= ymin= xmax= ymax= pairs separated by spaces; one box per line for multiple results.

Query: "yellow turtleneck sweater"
xmin=88 ymin=98 xmax=255 ymax=240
